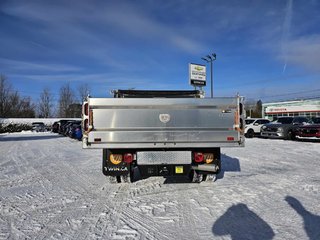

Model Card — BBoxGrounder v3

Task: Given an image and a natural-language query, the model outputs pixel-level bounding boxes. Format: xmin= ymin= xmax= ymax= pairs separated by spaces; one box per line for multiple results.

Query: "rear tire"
xmin=130 ymin=167 xmax=138 ymax=183
xmin=120 ymin=174 xmax=130 ymax=183
xmin=246 ymin=129 xmax=254 ymax=138
xmin=108 ymin=167 xmax=135 ymax=184
xmin=108 ymin=176 xmax=119 ymax=184
xmin=189 ymin=170 xmax=203 ymax=183
xmin=203 ymin=174 xmax=217 ymax=182
xmin=286 ymin=130 xmax=296 ymax=140
xmin=116 ymin=176 xmax=121 ymax=183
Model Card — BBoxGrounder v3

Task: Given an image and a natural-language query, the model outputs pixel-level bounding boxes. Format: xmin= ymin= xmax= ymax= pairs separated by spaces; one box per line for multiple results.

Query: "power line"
xmin=262 ymin=88 xmax=320 ymax=99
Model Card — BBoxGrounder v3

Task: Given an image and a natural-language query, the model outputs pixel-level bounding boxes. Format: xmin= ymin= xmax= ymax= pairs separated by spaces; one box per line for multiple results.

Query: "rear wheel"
xmin=189 ymin=170 xmax=204 ymax=183
xmin=120 ymin=174 xmax=130 ymax=183
xmin=108 ymin=176 xmax=121 ymax=184
xmin=286 ymin=130 xmax=296 ymax=140
xmin=246 ymin=129 xmax=254 ymax=138
xmin=108 ymin=169 xmax=135 ymax=184
xmin=203 ymin=174 xmax=217 ymax=182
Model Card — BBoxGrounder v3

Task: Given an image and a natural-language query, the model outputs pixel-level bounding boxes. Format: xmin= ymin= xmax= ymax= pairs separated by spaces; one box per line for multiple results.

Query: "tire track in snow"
xmin=0 ymin=134 xmax=103 ymax=239
xmin=1 ymin=134 xmax=320 ymax=239
xmin=86 ymin=180 xmax=179 ymax=239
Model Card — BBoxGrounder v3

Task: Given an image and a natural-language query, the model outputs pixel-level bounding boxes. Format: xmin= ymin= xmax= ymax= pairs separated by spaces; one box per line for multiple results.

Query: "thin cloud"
xmin=0 ymin=58 xmax=82 ymax=73
xmin=10 ymin=73 xmax=153 ymax=87
xmin=281 ymin=0 xmax=293 ymax=73
xmin=2 ymin=0 xmax=203 ymax=55
xmin=279 ymin=35 xmax=320 ymax=73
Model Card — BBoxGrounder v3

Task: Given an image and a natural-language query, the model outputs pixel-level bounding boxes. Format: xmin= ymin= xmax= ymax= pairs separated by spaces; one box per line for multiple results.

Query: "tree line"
xmin=0 ymin=74 xmax=90 ymax=118
xmin=245 ymin=99 xmax=262 ymax=118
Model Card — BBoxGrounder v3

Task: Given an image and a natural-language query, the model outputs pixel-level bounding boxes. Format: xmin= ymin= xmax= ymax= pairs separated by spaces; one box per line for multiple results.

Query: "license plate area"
xmin=175 ymin=166 xmax=184 ymax=174
xmin=138 ymin=165 xmax=191 ymax=177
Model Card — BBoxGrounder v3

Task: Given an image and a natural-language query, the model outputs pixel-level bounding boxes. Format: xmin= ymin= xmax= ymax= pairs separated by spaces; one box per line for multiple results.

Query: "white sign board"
xmin=189 ymin=63 xmax=206 ymax=86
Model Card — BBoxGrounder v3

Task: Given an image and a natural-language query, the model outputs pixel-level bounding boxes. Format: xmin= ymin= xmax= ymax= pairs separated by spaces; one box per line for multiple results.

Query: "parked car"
xmin=311 ymin=117 xmax=320 ymax=124
xmin=73 ymin=124 xmax=83 ymax=140
xmin=67 ymin=121 xmax=82 ymax=138
xmin=63 ymin=122 xmax=76 ymax=136
xmin=260 ymin=116 xmax=310 ymax=140
xmin=245 ymin=118 xmax=270 ymax=138
xmin=294 ymin=117 xmax=320 ymax=140
xmin=58 ymin=120 xmax=75 ymax=135
xmin=31 ymin=122 xmax=46 ymax=132
xmin=51 ymin=121 xmax=59 ymax=133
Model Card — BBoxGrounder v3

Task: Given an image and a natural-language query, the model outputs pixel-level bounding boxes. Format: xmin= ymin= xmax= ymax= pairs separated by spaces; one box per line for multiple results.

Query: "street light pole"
xmin=202 ymin=53 xmax=216 ymax=98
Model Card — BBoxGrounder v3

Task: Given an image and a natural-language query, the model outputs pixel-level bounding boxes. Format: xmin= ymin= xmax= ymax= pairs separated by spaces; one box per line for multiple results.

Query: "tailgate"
xmin=83 ymin=97 xmax=244 ymax=148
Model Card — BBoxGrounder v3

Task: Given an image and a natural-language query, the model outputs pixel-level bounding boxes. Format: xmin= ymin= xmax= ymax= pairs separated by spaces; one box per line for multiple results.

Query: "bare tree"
xmin=38 ymin=87 xmax=54 ymax=118
xmin=8 ymin=91 xmax=20 ymax=116
xmin=58 ymin=83 xmax=75 ymax=118
xmin=17 ymin=96 xmax=36 ymax=118
xmin=78 ymin=83 xmax=90 ymax=103
xmin=0 ymin=74 xmax=13 ymax=117
xmin=245 ymin=99 xmax=263 ymax=118
xmin=0 ymin=74 xmax=36 ymax=118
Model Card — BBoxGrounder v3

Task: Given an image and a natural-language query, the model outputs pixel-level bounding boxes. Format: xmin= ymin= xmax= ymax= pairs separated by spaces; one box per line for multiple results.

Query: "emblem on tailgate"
xmin=159 ymin=114 xmax=170 ymax=123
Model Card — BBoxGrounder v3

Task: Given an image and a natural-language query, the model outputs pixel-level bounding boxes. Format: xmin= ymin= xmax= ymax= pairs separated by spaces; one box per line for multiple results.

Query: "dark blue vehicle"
xmin=67 ymin=122 xmax=82 ymax=140
xmin=73 ymin=125 xmax=82 ymax=140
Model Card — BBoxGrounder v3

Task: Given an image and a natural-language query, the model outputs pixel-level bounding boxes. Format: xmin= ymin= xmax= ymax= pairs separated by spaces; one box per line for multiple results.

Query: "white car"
xmin=245 ymin=118 xmax=270 ymax=138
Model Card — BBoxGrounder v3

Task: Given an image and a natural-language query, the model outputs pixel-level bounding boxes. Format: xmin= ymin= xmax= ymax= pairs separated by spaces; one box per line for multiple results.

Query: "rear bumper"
xmin=137 ymin=163 xmax=220 ymax=178
xmin=138 ymin=164 xmax=192 ymax=177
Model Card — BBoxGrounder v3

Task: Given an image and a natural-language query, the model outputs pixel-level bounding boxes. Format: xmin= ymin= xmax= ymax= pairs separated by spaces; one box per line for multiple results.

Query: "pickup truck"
xmin=82 ymin=90 xmax=245 ymax=183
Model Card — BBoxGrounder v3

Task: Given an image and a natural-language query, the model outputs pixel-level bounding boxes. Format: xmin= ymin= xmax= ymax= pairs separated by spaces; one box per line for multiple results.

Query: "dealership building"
xmin=262 ymin=98 xmax=320 ymax=120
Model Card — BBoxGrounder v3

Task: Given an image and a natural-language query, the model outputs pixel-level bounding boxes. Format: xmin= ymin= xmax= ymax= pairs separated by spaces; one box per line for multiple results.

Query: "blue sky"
xmin=1 ymin=0 xmax=320 ymax=103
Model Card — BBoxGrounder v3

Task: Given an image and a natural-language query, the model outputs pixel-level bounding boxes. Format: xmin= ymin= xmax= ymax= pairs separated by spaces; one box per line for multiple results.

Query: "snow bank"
xmin=0 ymin=118 xmax=81 ymax=133
xmin=0 ymin=118 xmax=81 ymax=126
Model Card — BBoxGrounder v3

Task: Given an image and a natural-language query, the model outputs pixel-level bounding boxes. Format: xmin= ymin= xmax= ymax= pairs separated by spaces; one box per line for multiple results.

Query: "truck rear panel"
xmin=82 ymin=97 xmax=245 ymax=149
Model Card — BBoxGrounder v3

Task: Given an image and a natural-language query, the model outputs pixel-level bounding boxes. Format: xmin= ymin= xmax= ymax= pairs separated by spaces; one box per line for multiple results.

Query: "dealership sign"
xmin=265 ymin=105 xmax=320 ymax=114
xmin=189 ymin=63 xmax=206 ymax=86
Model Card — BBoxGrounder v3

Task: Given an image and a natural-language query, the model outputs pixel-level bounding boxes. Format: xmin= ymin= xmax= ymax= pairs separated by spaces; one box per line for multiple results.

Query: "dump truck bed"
xmin=82 ymin=97 xmax=245 ymax=149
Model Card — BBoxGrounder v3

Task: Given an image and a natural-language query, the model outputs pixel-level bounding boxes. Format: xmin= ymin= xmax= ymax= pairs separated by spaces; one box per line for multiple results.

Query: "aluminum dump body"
xmin=82 ymin=97 xmax=245 ymax=149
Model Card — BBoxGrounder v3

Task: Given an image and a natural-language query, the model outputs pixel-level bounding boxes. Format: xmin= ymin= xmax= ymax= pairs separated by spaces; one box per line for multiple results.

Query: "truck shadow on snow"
xmin=0 ymin=134 xmax=64 ymax=142
xmin=216 ymin=154 xmax=241 ymax=180
xmin=285 ymin=196 xmax=320 ymax=240
xmin=212 ymin=203 xmax=275 ymax=240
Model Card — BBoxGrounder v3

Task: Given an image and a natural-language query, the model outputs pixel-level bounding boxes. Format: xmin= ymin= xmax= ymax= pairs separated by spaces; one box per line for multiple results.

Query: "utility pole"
xmin=201 ymin=53 xmax=216 ymax=98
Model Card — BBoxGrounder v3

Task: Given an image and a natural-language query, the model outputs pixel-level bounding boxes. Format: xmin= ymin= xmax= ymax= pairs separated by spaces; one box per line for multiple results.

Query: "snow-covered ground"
xmin=0 ymin=118 xmax=81 ymax=126
xmin=0 ymin=132 xmax=319 ymax=239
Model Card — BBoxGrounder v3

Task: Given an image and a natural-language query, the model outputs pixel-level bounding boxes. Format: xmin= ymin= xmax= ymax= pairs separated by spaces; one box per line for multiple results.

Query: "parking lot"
xmin=0 ymin=132 xmax=319 ymax=239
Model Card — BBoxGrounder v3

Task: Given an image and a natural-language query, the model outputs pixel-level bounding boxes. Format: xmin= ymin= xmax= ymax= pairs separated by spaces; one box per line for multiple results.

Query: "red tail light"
xmin=124 ymin=153 xmax=134 ymax=163
xmin=84 ymin=103 xmax=89 ymax=116
xmin=194 ymin=152 xmax=204 ymax=163
xmin=84 ymin=119 xmax=88 ymax=131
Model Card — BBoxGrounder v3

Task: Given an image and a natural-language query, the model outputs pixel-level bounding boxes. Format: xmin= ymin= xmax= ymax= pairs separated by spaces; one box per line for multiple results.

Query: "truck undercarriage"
xmin=103 ymin=147 xmax=221 ymax=183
